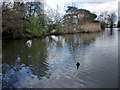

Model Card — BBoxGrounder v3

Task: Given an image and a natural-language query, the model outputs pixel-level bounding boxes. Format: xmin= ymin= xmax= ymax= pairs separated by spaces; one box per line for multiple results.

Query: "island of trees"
xmin=1 ymin=2 xmax=118 ymax=39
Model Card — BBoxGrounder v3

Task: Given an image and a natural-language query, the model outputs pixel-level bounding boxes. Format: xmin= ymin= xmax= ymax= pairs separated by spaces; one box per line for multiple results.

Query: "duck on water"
xmin=76 ymin=62 xmax=80 ymax=69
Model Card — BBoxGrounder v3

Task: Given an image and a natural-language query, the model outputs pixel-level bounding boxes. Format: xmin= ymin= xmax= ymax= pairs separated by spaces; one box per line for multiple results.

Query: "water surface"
xmin=2 ymin=28 xmax=118 ymax=88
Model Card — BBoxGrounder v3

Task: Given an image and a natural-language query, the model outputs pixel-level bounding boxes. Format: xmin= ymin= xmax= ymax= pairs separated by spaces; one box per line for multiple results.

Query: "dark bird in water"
xmin=76 ymin=62 xmax=80 ymax=69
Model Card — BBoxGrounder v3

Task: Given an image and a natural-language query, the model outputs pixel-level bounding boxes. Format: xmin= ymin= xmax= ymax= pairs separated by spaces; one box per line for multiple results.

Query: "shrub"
xmin=26 ymin=16 xmax=44 ymax=36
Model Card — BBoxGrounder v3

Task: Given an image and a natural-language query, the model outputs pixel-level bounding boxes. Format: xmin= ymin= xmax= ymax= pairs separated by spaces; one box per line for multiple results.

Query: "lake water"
xmin=2 ymin=28 xmax=118 ymax=88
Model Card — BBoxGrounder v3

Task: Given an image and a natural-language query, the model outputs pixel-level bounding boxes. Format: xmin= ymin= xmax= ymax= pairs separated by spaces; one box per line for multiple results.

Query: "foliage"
xmin=47 ymin=23 xmax=63 ymax=33
xmin=47 ymin=24 xmax=56 ymax=32
xmin=2 ymin=2 xmax=104 ymax=39
xmin=55 ymin=23 xmax=63 ymax=33
xmin=2 ymin=2 xmax=45 ymax=38
xmin=63 ymin=6 xmax=97 ymax=26
xmin=2 ymin=2 xmax=27 ymax=38
xmin=26 ymin=16 xmax=45 ymax=36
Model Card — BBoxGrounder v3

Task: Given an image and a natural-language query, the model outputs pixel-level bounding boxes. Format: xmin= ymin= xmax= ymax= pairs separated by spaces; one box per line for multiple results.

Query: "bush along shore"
xmin=2 ymin=22 xmax=102 ymax=39
xmin=2 ymin=2 xmax=106 ymax=39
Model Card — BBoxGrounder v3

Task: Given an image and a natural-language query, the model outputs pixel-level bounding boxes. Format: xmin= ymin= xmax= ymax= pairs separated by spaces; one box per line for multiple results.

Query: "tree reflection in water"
xmin=2 ymin=32 xmax=102 ymax=88
xmin=2 ymin=39 xmax=50 ymax=88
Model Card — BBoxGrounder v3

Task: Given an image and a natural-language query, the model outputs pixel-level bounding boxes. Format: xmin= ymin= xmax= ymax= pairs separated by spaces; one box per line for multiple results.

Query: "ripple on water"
xmin=2 ymin=29 xmax=118 ymax=88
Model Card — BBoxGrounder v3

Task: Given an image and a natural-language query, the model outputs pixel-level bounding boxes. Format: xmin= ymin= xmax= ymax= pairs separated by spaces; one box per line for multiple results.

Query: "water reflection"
xmin=110 ymin=28 xmax=113 ymax=35
xmin=2 ymin=39 xmax=49 ymax=88
xmin=81 ymin=32 xmax=101 ymax=45
xmin=2 ymin=28 xmax=118 ymax=88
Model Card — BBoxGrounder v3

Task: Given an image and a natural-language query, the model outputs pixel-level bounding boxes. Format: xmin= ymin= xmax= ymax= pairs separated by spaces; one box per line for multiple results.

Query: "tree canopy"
xmin=63 ymin=6 xmax=97 ymax=25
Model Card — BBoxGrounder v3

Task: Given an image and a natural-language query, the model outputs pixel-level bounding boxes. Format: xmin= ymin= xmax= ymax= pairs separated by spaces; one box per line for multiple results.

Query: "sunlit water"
xmin=2 ymin=28 xmax=118 ymax=88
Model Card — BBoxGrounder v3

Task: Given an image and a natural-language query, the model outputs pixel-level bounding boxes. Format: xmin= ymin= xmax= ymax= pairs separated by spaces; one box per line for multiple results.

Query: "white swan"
xmin=26 ymin=40 xmax=32 ymax=47
xmin=51 ymin=35 xmax=58 ymax=42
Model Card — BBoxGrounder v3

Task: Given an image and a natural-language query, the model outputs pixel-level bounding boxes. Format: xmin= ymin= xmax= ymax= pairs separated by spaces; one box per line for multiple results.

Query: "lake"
xmin=2 ymin=28 xmax=118 ymax=88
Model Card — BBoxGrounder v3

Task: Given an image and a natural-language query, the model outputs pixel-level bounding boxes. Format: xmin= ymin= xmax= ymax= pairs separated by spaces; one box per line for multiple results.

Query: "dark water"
xmin=2 ymin=28 xmax=118 ymax=88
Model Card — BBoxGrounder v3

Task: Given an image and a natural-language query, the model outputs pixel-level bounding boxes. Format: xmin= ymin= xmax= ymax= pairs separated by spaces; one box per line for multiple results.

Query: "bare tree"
xmin=107 ymin=13 xmax=117 ymax=28
xmin=97 ymin=12 xmax=117 ymax=28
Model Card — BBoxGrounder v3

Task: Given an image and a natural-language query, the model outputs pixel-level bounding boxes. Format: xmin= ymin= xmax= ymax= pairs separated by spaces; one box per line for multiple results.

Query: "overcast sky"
xmin=45 ymin=0 xmax=119 ymax=15
xmin=2 ymin=0 xmax=119 ymax=17
xmin=2 ymin=0 xmax=119 ymax=14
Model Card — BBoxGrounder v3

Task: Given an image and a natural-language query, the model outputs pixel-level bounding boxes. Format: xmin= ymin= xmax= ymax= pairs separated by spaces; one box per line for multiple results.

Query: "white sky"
xmin=2 ymin=0 xmax=119 ymax=15
xmin=2 ymin=0 xmax=119 ymax=20
xmin=45 ymin=0 xmax=119 ymax=15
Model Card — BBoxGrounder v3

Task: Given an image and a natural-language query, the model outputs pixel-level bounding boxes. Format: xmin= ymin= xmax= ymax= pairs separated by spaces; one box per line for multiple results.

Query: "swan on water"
xmin=26 ymin=40 xmax=32 ymax=47
xmin=51 ymin=35 xmax=58 ymax=42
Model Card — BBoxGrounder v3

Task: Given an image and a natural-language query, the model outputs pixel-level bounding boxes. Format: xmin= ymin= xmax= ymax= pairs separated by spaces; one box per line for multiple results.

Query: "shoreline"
xmin=2 ymin=30 xmax=101 ymax=40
